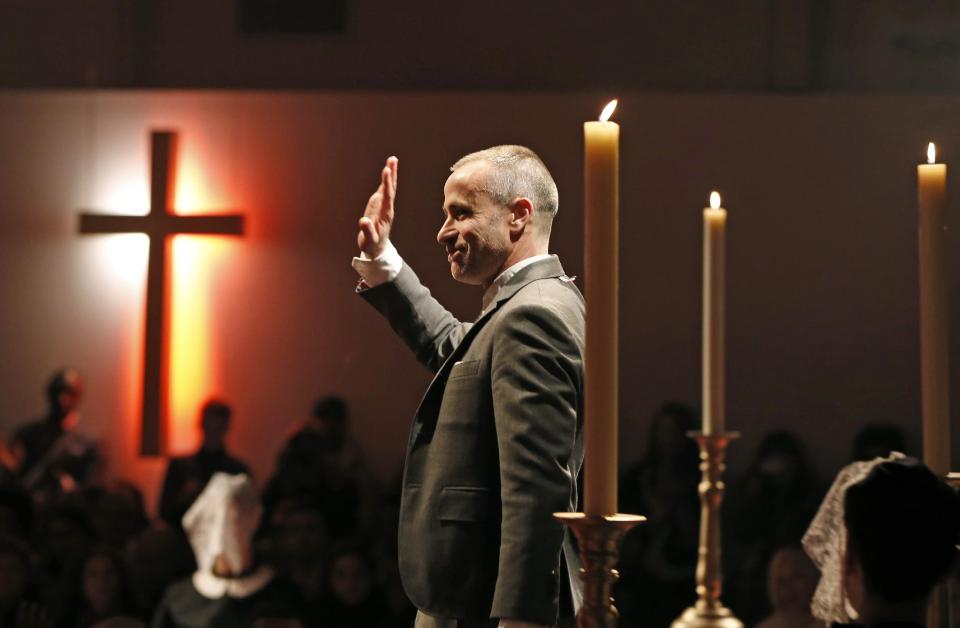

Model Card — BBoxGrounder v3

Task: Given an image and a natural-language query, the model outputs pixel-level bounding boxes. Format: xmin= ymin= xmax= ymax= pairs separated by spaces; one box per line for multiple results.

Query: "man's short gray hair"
xmin=451 ymin=145 xmax=559 ymax=220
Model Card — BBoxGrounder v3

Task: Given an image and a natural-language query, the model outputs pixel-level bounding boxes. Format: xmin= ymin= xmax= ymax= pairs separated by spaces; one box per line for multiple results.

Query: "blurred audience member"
xmin=86 ymin=481 xmax=150 ymax=552
xmin=0 ymin=484 xmax=34 ymax=543
xmin=727 ymin=430 xmax=823 ymax=624
xmin=756 ymin=547 xmax=821 ymax=628
xmin=158 ymin=400 xmax=250 ymax=528
xmin=152 ymin=473 xmax=299 ymax=628
xmin=10 ymin=368 xmax=99 ymax=498
xmin=125 ymin=523 xmax=195 ymax=620
xmin=267 ymin=498 xmax=326 ymax=607
xmin=616 ymin=402 xmax=700 ymax=627
xmin=318 ymin=542 xmax=392 ymax=628
xmin=56 ymin=547 xmax=140 ymax=628
xmin=264 ymin=396 xmax=374 ymax=540
xmin=0 ymin=536 xmax=41 ymax=628
xmin=850 ymin=423 xmax=907 ymax=462
xmin=37 ymin=502 xmax=99 ymax=610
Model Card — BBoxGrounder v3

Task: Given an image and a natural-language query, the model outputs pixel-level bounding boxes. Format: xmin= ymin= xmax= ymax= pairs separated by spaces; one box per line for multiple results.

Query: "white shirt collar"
xmin=481 ymin=254 xmax=553 ymax=313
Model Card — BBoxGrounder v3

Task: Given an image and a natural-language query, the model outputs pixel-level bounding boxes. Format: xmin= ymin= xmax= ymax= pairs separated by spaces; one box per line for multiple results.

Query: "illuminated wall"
xmin=0 ymin=92 xmax=958 ymax=513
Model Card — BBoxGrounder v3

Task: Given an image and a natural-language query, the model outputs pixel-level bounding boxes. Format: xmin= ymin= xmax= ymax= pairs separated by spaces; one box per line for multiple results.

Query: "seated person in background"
xmin=85 ymin=481 xmax=150 ymax=552
xmin=55 ymin=547 xmax=141 ymax=628
xmin=0 ymin=536 xmax=43 ymax=628
xmin=317 ymin=541 xmax=393 ymax=628
xmin=158 ymin=400 xmax=249 ymax=527
xmin=37 ymin=502 xmax=100 ymax=611
xmin=11 ymin=368 xmax=99 ymax=496
xmin=265 ymin=497 xmax=326 ymax=607
xmin=152 ymin=473 xmax=299 ymax=628
xmin=803 ymin=455 xmax=960 ymax=626
xmin=728 ymin=430 xmax=823 ymax=624
xmin=849 ymin=423 xmax=906 ymax=462
xmin=264 ymin=395 xmax=374 ymax=540
xmin=125 ymin=523 xmax=195 ymax=620
xmin=756 ymin=546 xmax=822 ymax=628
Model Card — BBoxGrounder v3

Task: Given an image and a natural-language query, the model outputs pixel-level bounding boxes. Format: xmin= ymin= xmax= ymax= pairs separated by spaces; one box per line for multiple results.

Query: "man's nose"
xmin=437 ymin=218 xmax=456 ymax=246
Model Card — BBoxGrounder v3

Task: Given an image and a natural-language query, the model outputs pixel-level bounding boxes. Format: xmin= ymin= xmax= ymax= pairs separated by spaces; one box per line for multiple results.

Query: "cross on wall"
xmin=79 ymin=130 xmax=245 ymax=456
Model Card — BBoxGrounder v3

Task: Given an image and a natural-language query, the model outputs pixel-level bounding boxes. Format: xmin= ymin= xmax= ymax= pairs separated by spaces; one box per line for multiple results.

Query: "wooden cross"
xmin=79 ymin=130 xmax=245 ymax=456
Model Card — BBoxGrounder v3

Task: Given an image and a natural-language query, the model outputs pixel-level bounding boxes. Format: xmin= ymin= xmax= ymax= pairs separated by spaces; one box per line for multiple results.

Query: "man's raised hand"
xmin=358 ymin=156 xmax=398 ymax=259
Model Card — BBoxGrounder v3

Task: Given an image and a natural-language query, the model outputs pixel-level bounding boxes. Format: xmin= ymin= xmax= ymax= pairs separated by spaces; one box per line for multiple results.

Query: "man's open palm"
xmin=358 ymin=156 xmax=398 ymax=259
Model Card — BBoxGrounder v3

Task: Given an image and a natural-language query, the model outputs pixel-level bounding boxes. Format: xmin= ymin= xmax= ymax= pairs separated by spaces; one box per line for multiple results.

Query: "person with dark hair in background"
xmin=755 ymin=547 xmax=821 ymax=628
xmin=10 ymin=368 xmax=99 ymax=496
xmin=616 ymin=402 xmax=700 ymax=627
xmin=265 ymin=496 xmax=328 ymax=611
xmin=850 ymin=423 xmax=907 ymax=462
xmin=318 ymin=541 xmax=394 ymax=628
xmin=0 ymin=536 xmax=43 ymax=628
xmin=263 ymin=395 xmax=374 ymax=541
xmin=157 ymin=399 xmax=250 ymax=527
xmin=803 ymin=456 xmax=960 ymax=625
xmin=85 ymin=481 xmax=150 ymax=553
xmin=726 ymin=430 xmax=824 ymax=624
xmin=37 ymin=502 xmax=100 ymax=613
xmin=55 ymin=547 xmax=141 ymax=628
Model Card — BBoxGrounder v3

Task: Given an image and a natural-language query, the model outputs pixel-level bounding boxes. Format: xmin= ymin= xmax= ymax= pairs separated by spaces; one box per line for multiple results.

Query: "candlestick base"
xmin=554 ymin=512 xmax=645 ymax=628
xmin=671 ymin=603 xmax=744 ymax=628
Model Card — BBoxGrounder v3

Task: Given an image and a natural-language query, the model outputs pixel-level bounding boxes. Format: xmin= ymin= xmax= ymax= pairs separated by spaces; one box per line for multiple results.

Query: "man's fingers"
xmin=387 ymin=156 xmax=398 ymax=194
xmin=359 ymin=217 xmax=379 ymax=245
xmin=380 ymin=166 xmax=394 ymax=209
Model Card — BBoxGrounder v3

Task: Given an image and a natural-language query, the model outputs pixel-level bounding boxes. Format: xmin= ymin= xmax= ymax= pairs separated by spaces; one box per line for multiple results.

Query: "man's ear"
xmin=508 ymin=198 xmax=534 ymax=237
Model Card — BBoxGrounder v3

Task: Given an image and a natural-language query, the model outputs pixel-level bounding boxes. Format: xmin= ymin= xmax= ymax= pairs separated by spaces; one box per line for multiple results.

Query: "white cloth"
xmin=352 ymin=240 xmax=405 ymax=287
xmin=192 ymin=565 xmax=275 ymax=600
xmin=182 ymin=472 xmax=269 ymax=599
xmin=801 ymin=452 xmax=904 ymax=623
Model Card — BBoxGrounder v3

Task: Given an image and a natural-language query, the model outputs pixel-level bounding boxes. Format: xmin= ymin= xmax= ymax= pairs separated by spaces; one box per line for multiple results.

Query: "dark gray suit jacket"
xmin=360 ymin=256 xmax=585 ymax=625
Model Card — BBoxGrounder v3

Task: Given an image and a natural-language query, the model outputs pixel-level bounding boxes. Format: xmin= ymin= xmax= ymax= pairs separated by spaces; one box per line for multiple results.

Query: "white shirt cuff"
xmin=351 ymin=240 xmax=404 ymax=287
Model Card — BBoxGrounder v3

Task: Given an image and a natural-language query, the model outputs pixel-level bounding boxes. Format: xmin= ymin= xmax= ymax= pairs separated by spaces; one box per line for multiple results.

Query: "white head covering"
xmin=182 ymin=472 xmax=273 ymax=599
xmin=801 ymin=452 xmax=904 ymax=623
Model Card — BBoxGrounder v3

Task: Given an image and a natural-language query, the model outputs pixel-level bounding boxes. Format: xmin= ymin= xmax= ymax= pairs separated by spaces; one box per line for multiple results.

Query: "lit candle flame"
xmin=599 ymin=99 xmax=618 ymax=122
xmin=927 ymin=142 xmax=937 ymax=164
xmin=710 ymin=191 xmax=721 ymax=209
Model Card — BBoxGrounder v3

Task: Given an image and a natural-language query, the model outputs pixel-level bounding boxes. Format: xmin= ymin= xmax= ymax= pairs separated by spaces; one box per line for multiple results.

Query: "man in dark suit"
xmin=352 ymin=147 xmax=585 ymax=628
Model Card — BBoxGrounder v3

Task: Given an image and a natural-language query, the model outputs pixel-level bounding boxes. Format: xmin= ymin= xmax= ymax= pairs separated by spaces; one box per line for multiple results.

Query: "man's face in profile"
xmin=438 ymin=161 xmax=511 ymax=288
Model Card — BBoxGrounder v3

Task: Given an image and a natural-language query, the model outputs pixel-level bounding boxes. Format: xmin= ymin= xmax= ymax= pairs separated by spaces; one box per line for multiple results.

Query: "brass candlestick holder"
xmin=672 ymin=431 xmax=742 ymax=628
xmin=555 ymin=512 xmax=646 ymax=628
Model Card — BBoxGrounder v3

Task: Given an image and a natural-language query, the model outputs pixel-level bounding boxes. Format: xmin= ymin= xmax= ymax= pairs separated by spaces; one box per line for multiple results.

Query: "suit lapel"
xmin=406 ymin=256 xmax=570 ymax=451
xmin=406 ymin=302 xmax=501 ymax=449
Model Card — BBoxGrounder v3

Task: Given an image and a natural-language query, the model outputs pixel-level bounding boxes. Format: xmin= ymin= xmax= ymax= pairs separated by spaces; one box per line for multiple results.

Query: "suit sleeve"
xmin=489 ymin=301 xmax=582 ymax=625
xmin=358 ymin=263 xmax=472 ymax=373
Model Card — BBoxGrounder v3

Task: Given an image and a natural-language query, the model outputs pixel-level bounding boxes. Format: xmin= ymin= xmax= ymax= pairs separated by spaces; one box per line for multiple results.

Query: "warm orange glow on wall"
xmin=168 ymin=235 xmax=232 ymax=454
xmin=166 ymin=155 xmax=238 ymax=456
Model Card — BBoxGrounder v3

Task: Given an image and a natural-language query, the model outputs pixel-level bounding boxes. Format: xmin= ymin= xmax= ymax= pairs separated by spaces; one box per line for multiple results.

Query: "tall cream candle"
xmin=918 ymin=142 xmax=951 ymax=477
xmin=583 ymin=99 xmax=620 ymax=516
xmin=703 ymin=192 xmax=726 ymax=436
